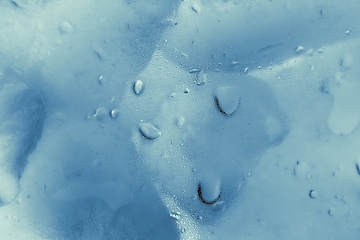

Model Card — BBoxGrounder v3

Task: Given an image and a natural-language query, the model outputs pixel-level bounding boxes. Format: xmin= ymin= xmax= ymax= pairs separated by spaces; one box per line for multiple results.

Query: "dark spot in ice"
xmin=356 ymin=163 xmax=360 ymax=176
xmin=95 ymin=51 xmax=103 ymax=60
xmin=197 ymin=183 xmax=220 ymax=205
xmin=10 ymin=0 xmax=20 ymax=7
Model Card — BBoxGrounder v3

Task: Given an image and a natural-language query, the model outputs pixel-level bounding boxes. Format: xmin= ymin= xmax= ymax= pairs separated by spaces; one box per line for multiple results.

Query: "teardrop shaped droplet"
xmin=139 ymin=121 xmax=161 ymax=140
xmin=214 ymin=86 xmax=240 ymax=116
xmin=133 ymin=80 xmax=144 ymax=95
xmin=198 ymin=176 xmax=221 ymax=205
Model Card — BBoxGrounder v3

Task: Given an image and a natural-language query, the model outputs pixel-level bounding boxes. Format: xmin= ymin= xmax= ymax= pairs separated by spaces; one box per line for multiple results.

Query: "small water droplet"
xmin=184 ymin=88 xmax=190 ymax=94
xmin=214 ymin=86 xmax=240 ymax=116
xmin=94 ymin=108 xmax=107 ymax=121
xmin=139 ymin=121 xmax=161 ymax=140
xmin=171 ymin=92 xmax=176 ymax=98
xmin=176 ymin=116 xmax=185 ymax=127
xmin=170 ymin=210 xmax=181 ymax=220
xmin=133 ymin=80 xmax=144 ymax=95
xmin=98 ymin=75 xmax=106 ymax=85
xmin=328 ymin=208 xmax=334 ymax=216
xmin=181 ymin=228 xmax=186 ymax=233
xmin=110 ymin=109 xmax=120 ymax=119
xmin=309 ymin=190 xmax=318 ymax=199
xmin=59 ymin=21 xmax=72 ymax=35
xmin=244 ymin=67 xmax=249 ymax=73
xmin=345 ymin=30 xmax=350 ymax=35
xmin=162 ymin=18 xmax=177 ymax=26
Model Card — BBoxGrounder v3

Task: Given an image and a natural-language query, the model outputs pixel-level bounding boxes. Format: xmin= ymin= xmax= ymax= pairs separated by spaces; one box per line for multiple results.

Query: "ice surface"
xmin=1 ymin=0 xmax=360 ymax=239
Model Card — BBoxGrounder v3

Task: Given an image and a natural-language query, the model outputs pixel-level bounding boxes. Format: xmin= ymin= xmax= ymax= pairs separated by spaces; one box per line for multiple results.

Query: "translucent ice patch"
xmin=328 ymin=74 xmax=360 ymax=135
xmin=0 ymin=78 xmax=46 ymax=206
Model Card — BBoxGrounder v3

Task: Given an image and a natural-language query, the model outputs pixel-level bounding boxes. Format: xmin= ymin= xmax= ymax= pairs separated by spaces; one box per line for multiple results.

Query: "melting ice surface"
xmin=1 ymin=0 xmax=360 ymax=239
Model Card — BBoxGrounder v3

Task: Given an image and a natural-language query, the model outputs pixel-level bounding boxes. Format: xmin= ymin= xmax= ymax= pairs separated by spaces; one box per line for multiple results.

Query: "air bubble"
xmin=139 ymin=121 xmax=161 ymax=140
xmin=59 ymin=22 xmax=72 ymax=35
xmin=133 ymin=80 xmax=144 ymax=95
xmin=94 ymin=108 xmax=107 ymax=121
xmin=214 ymin=86 xmax=240 ymax=116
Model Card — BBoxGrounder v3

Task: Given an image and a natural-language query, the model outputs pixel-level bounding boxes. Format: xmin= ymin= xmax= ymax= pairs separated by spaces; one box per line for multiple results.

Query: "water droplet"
xmin=194 ymin=71 xmax=207 ymax=86
xmin=328 ymin=208 xmax=334 ymax=216
xmin=170 ymin=210 xmax=181 ymax=220
xmin=198 ymin=177 xmax=221 ymax=205
xmin=191 ymin=3 xmax=201 ymax=13
xmin=94 ymin=108 xmax=107 ymax=121
xmin=139 ymin=121 xmax=161 ymax=140
xmin=189 ymin=68 xmax=201 ymax=74
xmin=110 ymin=109 xmax=120 ymax=119
xmin=295 ymin=45 xmax=304 ymax=54
xmin=176 ymin=116 xmax=185 ymax=127
xmin=345 ymin=30 xmax=350 ymax=35
xmin=340 ymin=54 xmax=353 ymax=71
xmin=181 ymin=228 xmax=186 ymax=233
xmin=59 ymin=21 xmax=72 ymax=35
xmin=214 ymin=86 xmax=240 ymax=116
xmin=308 ymin=190 xmax=318 ymax=199
xmin=133 ymin=80 xmax=144 ymax=95
xmin=162 ymin=18 xmax=177 ymax=26
xmin=244 ymin=67 xmax=249 ymax=73
xmin=184 ymin=88 xmax=190 ymax=94
xmin=98 ymin=75 xmax=106 ymax=85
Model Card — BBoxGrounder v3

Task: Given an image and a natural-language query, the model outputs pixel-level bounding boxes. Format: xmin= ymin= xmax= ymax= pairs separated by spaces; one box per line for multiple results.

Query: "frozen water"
xmin=1 ymin=0 xmax=360 ymax=239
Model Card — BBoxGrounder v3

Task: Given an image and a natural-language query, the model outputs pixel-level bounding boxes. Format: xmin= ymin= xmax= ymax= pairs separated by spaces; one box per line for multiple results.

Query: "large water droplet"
xmin=59 ymin=22 xmax=72 ymax=35
xmin=214 ymin=86 xmax=240 ymax=116
xmin=94 ymin=108 xmax=107 ymax=121
xmin=198 ymin=177 xmax=221 ymax=205
xmin=308 ymin=190 xmax=318 ymax=199
xmin=110 ymin=109 xmax=120 ymax=119
xmin=176 ymin=116 xmax=185 ymax=127
xmin=139 ymin=121 xmax=161 ymax=140
xmin=133 ymin=80 xmax=144 ymax=95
